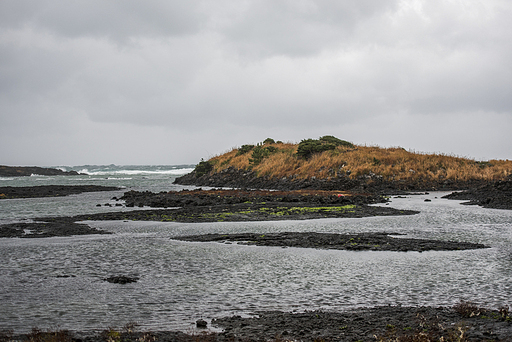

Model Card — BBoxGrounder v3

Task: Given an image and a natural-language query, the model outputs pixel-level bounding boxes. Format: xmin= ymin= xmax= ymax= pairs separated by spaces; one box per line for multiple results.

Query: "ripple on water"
xmin=1 ymin=192 xmax=512 ymax=332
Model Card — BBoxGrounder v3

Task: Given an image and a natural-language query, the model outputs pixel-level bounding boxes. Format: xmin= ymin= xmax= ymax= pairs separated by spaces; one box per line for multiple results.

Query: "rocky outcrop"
xmin=0 ymin=221 xmax=112 ymax=238
xmin=443 ymin=176 xmax=512 ymax=210
xmin=0 ymin=165 xmax=85 ymax=177
xmin=0 ymin=185 xmax=121 ymax=199
xmin=174 ymin=232 xmax=488 ymax=252
xmin=120 ymin=188 xmax=385 ymax=208
xmin=174 ymin=166 xmax=487 ymax=194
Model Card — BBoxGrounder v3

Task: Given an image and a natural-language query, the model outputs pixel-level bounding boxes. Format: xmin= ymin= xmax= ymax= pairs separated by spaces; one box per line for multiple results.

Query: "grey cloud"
xmin=1 ymin=0 xmax=512 ymax=165
xmin=214 ymin=0 xmax=398 ymax=57
xmin=0 ymin=0 xmax=205 ymax=41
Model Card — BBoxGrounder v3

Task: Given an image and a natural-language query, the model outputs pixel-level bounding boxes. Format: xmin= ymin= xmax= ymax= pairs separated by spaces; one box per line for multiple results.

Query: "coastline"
xmin=2 ymin=171 xmax=511 ymax=340
xmin=0 ymin=165 xmax=84 ymax=177
xmin=173 ymin=166 xmax=490 ymax=194
xmin=0 ymin=185 xmax=122 ymax=199
xmin=5 ymin=304 xmax=512 ymax=341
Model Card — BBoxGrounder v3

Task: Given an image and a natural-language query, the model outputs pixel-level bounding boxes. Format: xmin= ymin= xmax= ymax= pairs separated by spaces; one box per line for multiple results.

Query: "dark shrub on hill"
xmin=319 ymin=135 xmax=354 ymax=148
xmin=249 ymin=146 xmax=279 ymax=166
xmin=194 ymin=159 xmax=213 ymax=177
xmin=236 ymin=144 xmax=255 ymax=156
xmin=297 ymin=136 xmax=354 ymax=159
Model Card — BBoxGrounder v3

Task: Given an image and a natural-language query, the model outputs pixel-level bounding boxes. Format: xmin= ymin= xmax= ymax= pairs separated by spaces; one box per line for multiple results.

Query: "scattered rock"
xmin=196 ymin=319 xmax=208 ymax=328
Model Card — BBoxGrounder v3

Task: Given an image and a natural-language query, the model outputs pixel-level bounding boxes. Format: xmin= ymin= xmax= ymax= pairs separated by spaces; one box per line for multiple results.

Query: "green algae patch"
xmin=163 ymin=204 xmax=363 ymax=221
xmin=43 ymin=202 xmax=418 ymax=225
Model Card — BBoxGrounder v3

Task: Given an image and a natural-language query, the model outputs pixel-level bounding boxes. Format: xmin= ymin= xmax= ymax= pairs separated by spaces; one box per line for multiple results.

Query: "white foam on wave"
xmin=85 ymin=168 xmax=194 ymax=176
xmin=30 ymin=174 xmax=55 ymax=180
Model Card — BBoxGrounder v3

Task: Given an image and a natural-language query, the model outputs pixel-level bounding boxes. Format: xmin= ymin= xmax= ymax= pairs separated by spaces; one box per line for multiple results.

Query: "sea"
xmin=1 ymin=165 xmax=511 ymax=333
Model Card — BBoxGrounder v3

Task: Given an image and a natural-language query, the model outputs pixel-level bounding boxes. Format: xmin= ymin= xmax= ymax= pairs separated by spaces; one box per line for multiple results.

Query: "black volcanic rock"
xmin=443 ymin=177 xmax=512 ymax=210
xmin=174 ymin=166 xmax=487 ymax=194
xmin=0 ymin=165 xmax=85 ymax=177
xmin=0 ymin=222 xmax=111 ymax=238
xmin=0 ymin=185 xmax=121 ymax=199
xmin=120 ymin=188 xmax=385 ymax=208
xmin=174 ymin=232 xmax=488 ymax=252
xmin=104 ymin=276 xmax=139 ymax=284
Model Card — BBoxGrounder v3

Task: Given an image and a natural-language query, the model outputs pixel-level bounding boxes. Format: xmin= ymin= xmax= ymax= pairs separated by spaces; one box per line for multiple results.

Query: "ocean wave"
xmin=47 ymin=165 xmax=195 ymax=177
xmin=30 ymin=175 xmax=55 ymax=180
xmin=82 ymin=168 xmax=194 ymax=176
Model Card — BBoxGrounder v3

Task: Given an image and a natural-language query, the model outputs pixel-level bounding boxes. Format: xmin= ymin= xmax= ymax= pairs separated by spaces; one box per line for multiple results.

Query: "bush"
xmin=236 ymin=144 xmax=255 ymax=156
xmin=319 ymin=135 xmax=354 ymax=148
xmin=249 ymin=146 xmax=279 ymax=166
xmin=297 ymin=136 xmax=354 ymax=159
xmin=194 ymin=159 xmax=213 ymax=177
xmin=297 ymin=139 xmax=336 ymax=159
xmin=263 ymin=138 xmax=275 ymax=144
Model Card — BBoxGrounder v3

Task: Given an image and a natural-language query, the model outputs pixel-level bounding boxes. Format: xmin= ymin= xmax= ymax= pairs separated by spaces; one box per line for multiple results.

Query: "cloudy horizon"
xmin=1 ymin=0 xmax=511 ymax=166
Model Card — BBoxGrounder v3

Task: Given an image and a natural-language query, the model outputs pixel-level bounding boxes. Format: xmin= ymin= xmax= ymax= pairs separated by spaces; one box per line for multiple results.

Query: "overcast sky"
xmin=1 ymin=0 xmax=511 ymax=166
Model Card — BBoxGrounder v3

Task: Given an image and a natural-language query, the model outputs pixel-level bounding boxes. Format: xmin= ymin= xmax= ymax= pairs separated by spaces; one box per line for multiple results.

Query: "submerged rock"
xmin=196 ymin=319 xmax=208 ymax=328
xmin=104 ymin=276 xmax=139 ymax=284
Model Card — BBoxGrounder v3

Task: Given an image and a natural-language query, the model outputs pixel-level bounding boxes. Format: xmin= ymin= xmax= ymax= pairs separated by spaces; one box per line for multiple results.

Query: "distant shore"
xmin=0 ymin=185 xmax=122 ymax=199
xmin=0 ymin=165 xmax=85 ymax=177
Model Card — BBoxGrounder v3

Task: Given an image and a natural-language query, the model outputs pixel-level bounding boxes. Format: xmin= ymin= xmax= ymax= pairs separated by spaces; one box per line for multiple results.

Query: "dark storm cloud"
xmin=0 ymin=0 xmax=511 ymax=165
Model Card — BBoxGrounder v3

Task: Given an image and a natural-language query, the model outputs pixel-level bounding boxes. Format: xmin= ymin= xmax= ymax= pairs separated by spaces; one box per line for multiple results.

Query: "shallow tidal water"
xmin=1 ymin=170 xmax=512 ymax=333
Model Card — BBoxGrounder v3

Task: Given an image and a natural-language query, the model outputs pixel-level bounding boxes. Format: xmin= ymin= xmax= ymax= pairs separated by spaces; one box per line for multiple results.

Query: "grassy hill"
xmin=175 ymin=136 xmax=512 ymax=192
xmin=201 ymin=136 xmax=512 ymax=183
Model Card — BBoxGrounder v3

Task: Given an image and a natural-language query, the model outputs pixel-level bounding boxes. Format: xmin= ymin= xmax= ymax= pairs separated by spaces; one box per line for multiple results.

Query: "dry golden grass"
xmin=208 ymin=143 xmax=512 ymax=182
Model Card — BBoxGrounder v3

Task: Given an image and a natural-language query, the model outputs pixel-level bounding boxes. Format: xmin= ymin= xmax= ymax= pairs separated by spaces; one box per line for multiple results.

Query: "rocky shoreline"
xmin=443 ymin=177 xmax=512 ymax=210
xmin=210 ymin=305 xmax=512 ymax=342
xmin=5 ymin=304 xmax=512 ymax=341
xmin=0 ymin=185 xmax=121 ymax=199
xmin=0 ymin=165 xmax=84 ymax=177
xmin=173 ymin=166 xmax=488 ymax=194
